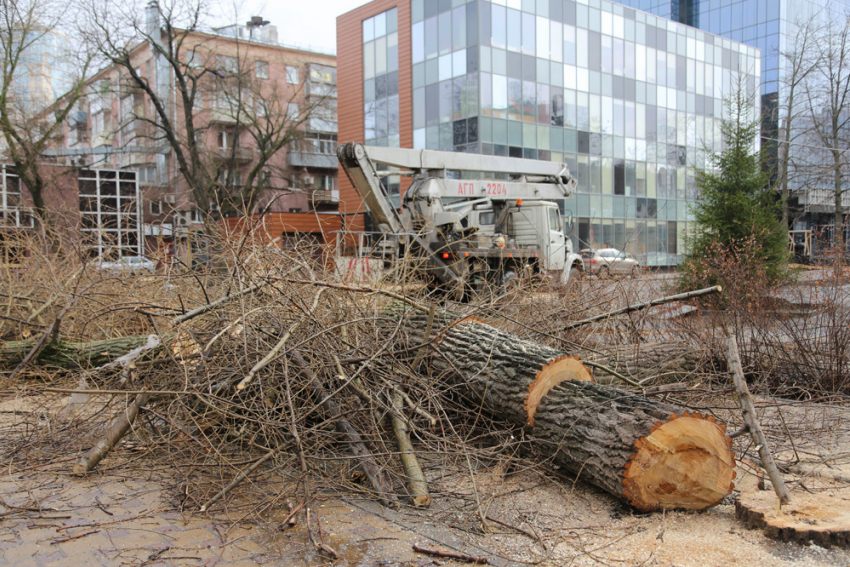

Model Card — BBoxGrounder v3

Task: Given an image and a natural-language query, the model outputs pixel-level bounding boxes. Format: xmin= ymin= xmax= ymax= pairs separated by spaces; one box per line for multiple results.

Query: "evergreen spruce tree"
xmin=679 ymin=87 xmax=789 ymax=291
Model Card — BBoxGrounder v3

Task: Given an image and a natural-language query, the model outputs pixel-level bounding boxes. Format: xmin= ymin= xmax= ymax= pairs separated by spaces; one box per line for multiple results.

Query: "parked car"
xmin=580 ymin=248 xmax=641 ymax=277
xmin=94 ymin=256 xmax=156 ymax=275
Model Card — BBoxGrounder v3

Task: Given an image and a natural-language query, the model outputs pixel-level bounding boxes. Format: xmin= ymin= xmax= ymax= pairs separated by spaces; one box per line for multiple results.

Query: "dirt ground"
xmin=2 ymin=391 xmax=850 ymax=567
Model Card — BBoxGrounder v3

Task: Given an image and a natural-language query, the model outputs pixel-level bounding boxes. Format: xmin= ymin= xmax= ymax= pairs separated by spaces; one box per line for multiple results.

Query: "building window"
xmin=309 ymin=64 xmax=336 ymax=84
xmin=217 ymin=55 xmax=238 ymax=74
xmin=79 ymin=169 xmax=142 ymax=259
xmin=217 ymin=130 xmax=234 ymax=150
xmin=314 ymin=175 xmax=334 ymax=191
xmin=218 ymin=169 xmax=243 ymax=187
xmin=0 ymin=233 xmax=25 ymax=266
xmin=301 ymin=132 xmax=337 ymax=154
xmin=261 ymin=170 xmax=272 ymax=186
xmin=150 ymin=200 xmax=162 ymax=215
xmin=289 ymin=208 xmax=303 ymax=213
xmin=255 ymin=60 xmax=269 ymax=79
xmin=138 ymin=166 xmax=157 ymax=184
xmin=286 ymin=65 xmax=299 ymax=84
xmin=187 ymin=49 xmax=202 ymax=68
xmin=1 ymin=167 xmax=22 ymax=208
xmin=287 ymin=103 xmax=299 ymax=120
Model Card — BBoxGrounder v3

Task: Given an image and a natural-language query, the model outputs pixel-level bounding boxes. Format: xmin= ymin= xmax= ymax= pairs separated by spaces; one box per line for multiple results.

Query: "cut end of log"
xmin=736 ymin=489 xmax=850 ymax=547
xmin=525 ymin=356 xmax=593 ymax=427
xmin=413 ymin=494 xmax=432 ymax=507
xmin=72 ymin=462 xmax=87 ymax=476
xmin=623 ymin=411 xmax=735 ymax=512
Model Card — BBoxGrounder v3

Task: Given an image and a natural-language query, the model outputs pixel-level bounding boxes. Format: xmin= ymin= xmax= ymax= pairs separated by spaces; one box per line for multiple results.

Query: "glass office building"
xmin=342 ymin=1 xmax=761 ymax=266
xmin=616 ymin=0 xmax=848 ymax=237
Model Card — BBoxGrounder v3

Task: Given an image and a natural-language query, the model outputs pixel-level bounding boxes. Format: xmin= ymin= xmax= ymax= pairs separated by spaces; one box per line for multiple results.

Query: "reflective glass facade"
xmin=618 ymin=0 xmax=831 ymax=96
xmin=363 ymin=8 xmax=402 ymax=200
xmin=616 ymin=0 xmax=849 ymax=235
xmin=358 ymin=1 xmax=760 ymax=266
xmin=363 ymin=8 xmax=401 ymax=146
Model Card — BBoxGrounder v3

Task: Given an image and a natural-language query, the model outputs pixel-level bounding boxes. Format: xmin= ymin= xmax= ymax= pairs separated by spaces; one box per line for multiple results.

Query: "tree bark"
xmin=1 ymin=335 xmax=157 ymax=370
xmin=587 ymin=341 xmax=707 ymax=384
xmin=394 ymin=306 xmax=735 ymax=512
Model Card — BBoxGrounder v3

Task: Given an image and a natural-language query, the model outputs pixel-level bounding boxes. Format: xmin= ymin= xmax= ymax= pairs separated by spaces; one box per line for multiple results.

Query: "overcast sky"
xmin=217 ymin=0 xmax=368 ymax=54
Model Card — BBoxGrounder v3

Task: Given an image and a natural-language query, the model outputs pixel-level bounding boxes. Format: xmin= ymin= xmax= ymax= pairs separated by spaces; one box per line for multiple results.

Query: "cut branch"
xmin=727 ymin=336 xmax=791 ymax=506
xmin=562 ymin=285 xmax=722 ymax=331
xmin=390 ymin=389 xmax=431 ymax=507
xmin=73 ymin=393 xmax=151 ymax=475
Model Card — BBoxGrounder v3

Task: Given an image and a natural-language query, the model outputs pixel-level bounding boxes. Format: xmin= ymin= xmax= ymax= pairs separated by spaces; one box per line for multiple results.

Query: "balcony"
xmin=306 ymin=82 xmax=337 ymax=98
xmin=287 ymin=150 xmax=337 ymax=169
xmin=209 ymin=109 xmax=238 ymax=124
xmin=309 ymin=189 xmax=339 ymax=205
xmin=211 ymin=147 xmax=253 ymax=163
xmin=0 ymin=208 xmax=35 ymax=229
xmin=798 ymin=188 xmax=850 ymax=213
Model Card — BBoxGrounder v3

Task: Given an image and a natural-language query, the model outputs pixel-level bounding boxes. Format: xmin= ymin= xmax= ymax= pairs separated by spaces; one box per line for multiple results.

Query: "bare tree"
xmin=801 ymin=9 xmax=850 ymax=272
xmin=83 ymin=0 xmax=328 ymax=217
xmin=0 ymin=0 xmax=91 ymax=236
xmin=776 ymin=13 xmax=821 ymax=231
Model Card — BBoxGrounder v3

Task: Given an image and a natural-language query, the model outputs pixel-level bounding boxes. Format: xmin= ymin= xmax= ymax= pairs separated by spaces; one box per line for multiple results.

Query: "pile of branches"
xmin=0 ymin=226 xmax=825 ymax=524
xmin=2 ymin=230 xmax=602 ymax=519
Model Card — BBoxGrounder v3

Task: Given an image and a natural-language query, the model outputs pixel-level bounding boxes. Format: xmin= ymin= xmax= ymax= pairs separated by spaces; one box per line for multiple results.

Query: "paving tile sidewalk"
xmin=0 ymin=472 xmax=499 ymax=566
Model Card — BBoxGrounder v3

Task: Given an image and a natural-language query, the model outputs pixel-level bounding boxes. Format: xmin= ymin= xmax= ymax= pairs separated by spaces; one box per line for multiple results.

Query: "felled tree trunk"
xmin=588 ymin=342 xmax=706 ymax=384
xmin=1 ymin=335 xmax=156 ymax=370
xmin=394 ymin=306 xmax=735 ymax=512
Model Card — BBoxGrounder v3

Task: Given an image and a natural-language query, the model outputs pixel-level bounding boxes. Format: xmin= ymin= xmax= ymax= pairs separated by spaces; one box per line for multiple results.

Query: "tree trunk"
xmin=1 ymin=335 xmax=156 ymax=370
xmin=588 ymin=342 xmax=706 ymax=384
xmin=395 ymin=307 xmax=735 ymax=512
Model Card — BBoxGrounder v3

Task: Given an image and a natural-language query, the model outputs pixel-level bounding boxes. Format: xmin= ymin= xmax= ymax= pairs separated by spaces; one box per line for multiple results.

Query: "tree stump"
xmin=736 ymin=489 xmax=850 ymax=547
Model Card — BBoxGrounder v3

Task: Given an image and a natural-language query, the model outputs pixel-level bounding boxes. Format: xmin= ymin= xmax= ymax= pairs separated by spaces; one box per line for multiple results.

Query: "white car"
xmin=580 ymin=248 xmax=641 ymax=277
xmin=94 ymin=256 xmax=156 ymax=275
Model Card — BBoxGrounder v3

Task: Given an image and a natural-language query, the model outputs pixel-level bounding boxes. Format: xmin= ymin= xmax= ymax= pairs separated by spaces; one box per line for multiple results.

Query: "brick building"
xmin=45 ymin=11 xmax=340 ymax=263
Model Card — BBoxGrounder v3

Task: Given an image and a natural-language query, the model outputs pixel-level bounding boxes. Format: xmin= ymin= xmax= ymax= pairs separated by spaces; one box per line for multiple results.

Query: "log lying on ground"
xmin=394 ymin=305 xmax=735 ymax=512
xmin=1 ymin=335 xmax=156 ymax=370
xmin=588 ymin=341 xmax=707 ymax=384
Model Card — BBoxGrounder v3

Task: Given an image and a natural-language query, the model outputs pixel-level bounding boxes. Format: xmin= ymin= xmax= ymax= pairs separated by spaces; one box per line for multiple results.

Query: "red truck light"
xmin=589 ymin=259 xmax=597 ymax=263
xmin=442 ymin=252 xmax=451 ymax=259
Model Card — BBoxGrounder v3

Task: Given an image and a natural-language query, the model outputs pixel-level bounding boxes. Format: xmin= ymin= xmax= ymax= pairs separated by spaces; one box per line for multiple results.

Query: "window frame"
xmin=286 ymin=65 xmax=300 ymax=84
xmin=255 ymin=60 xmax=269 ymax=79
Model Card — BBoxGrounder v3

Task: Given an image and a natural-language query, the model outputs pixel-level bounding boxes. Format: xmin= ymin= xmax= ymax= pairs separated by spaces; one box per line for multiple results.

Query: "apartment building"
xmin=50 ymin=12 xmax=339 ymax=263
xmin=337 ymin=0 xmax=761 ymax=266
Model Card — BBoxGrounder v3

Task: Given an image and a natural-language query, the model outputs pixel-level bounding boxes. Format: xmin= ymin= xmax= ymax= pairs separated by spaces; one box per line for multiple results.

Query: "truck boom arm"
xmin=338 ymin=143 xmax=405 ymax=234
